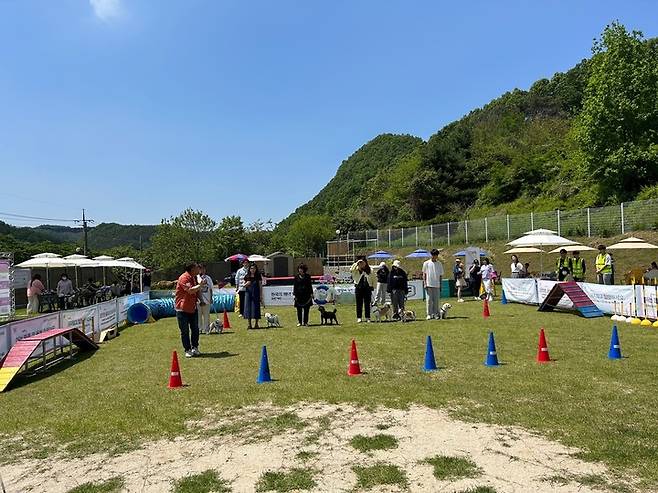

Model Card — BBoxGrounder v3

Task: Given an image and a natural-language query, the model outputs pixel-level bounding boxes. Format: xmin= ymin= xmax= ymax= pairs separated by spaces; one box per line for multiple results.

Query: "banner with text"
xmin=60 ymin=305 xmax=100 ymax=337
xmin=501 ymin=278 xmax=538 ymax=305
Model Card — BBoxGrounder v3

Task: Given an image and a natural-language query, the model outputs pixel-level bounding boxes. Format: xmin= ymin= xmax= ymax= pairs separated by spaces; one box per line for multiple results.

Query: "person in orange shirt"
xmin=175 ymin=262 xmax=206 ymax=358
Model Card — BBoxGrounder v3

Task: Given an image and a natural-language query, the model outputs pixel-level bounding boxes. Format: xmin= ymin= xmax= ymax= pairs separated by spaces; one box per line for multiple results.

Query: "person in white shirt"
xmin=480 ymin=257 xmax=495 ymax=301
xmin=422 ymin=249 xmax=444 ymax=320
xmin=234 ymin=259 xmax=249 ymax=318
xmin=510 ymin=255 xmax=524 ymax=278
xmin=197 ymin=264 xmax=214 ymax=334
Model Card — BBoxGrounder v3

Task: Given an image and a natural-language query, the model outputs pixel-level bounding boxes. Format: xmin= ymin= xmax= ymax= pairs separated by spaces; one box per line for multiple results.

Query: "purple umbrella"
xmin=224 ymin=253 xmax=248 ymax=262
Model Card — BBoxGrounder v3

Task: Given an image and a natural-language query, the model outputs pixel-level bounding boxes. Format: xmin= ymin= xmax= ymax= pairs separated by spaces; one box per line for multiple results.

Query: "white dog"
xmin=401 ymin=309 xmax=416 ymax=322
xmin=265 ymin=312 xmax=281 ymax=328
xmin=439 ymin=303 xmax=452 ymax=320
xmin=209 ymin=319 xmax=223 ymax=334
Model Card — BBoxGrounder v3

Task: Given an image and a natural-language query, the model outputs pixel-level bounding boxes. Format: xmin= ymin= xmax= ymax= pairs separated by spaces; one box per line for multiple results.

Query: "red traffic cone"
xmin=347 ymin=339 xmax=362 ymax=376
xmin=483 ymin=299 xmax=491 ymax=318
xmin=223 ymin=310 xmax=231 ymax=330
xmin=168 ymin=351 xmax=184 ymax=388
xmin=536 ymin=328 xmax=551 ymax=363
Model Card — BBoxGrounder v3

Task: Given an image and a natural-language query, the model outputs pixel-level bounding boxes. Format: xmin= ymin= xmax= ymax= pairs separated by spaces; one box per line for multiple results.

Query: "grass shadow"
xmin=8 ymin=351 xmax=96 ymax=391
xmin=196 ymin=352 xmax=239 ymax=359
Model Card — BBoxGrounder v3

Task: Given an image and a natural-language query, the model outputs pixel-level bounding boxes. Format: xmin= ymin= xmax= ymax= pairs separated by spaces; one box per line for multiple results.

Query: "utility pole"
xmin=75 ymin=209 xmax=95 ymax=256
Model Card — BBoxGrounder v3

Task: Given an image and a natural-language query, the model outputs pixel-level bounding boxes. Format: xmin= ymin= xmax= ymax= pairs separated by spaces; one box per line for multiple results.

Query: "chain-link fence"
xmin=330 ymin=199 xmax=658 ymax=251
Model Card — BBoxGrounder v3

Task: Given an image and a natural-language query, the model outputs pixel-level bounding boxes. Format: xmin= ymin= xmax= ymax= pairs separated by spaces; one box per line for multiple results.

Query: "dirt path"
xmin=3 ymin=403 xmax=634 ymax=492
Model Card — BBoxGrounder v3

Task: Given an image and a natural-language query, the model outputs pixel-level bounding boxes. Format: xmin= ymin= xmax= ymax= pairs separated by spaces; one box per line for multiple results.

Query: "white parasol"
xmin=606 ymin=237 xmax=658 ymax=250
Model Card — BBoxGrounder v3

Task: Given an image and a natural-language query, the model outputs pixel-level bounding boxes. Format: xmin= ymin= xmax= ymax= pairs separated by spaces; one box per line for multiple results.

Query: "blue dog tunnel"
xmin=127 ymin=292 xmax=236 ymax=324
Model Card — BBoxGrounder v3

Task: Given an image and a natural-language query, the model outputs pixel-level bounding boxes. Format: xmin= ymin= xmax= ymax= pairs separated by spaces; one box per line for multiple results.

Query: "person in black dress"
xmin=243 ymin=263 xmax=263 ymax=329
xmin=469 ymin=259 xmax=481 ymax=300
xmin=293 ymin=263 xmax=313 ymax=326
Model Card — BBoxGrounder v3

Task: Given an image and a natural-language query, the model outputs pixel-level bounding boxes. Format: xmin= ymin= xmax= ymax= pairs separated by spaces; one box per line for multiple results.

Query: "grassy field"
xmin=1 ymin=299 xmax=658 ymax=488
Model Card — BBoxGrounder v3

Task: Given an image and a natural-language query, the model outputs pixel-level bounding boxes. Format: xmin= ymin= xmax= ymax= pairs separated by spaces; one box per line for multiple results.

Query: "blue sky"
xmin=1 ymin=1 xmax=657 ymax=228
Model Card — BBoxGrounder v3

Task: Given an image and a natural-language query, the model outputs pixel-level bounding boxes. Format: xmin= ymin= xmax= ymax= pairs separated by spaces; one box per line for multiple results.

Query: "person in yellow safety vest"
xmin=571 ymin=250 xmax=586 ymax=282
xmin=556 ymin=249 xmax=570 ymax=281
xmin=596 ymin=244 xmax=613 ymax=285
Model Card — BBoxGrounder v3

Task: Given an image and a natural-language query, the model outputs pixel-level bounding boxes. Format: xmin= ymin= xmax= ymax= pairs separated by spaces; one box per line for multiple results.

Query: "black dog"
xmin=318 ymin=305 xmax=339 ymax=325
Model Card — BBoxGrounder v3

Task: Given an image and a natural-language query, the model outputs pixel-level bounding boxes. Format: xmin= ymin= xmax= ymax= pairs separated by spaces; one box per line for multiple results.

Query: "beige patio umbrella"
xmin=606 ymin=237 xmax=658 ymax=250
xmin=504 ymin=247 xmax=545 ymax=254
xmin=548 ymin=245 xmax=597 ymax=253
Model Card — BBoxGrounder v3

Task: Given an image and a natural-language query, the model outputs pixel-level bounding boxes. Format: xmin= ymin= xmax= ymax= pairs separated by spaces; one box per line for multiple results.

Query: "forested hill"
xmin=0 ymin=221 xmax=156 ymax=250
xmin=280 ymin=23 xmax=658 ymax=233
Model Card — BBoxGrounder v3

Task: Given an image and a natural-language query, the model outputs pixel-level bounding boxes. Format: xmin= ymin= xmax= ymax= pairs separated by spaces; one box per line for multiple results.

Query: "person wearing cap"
xmin=453 ymin=258 xmax=466 ymax=303
xmin=556 ymin=249 xmax=570 ymax=281
xmin=422 ymin=249 xmax=444 ymax=320
xmin=571 ymin=251 xmax=586 ymax=282
xmin=387 ymin=260 xmax=408 ymax=319
xmin=374 ymin=261 xmax=390 ymax=305
xmin=596 ymin=245 xmax=613 ymax=285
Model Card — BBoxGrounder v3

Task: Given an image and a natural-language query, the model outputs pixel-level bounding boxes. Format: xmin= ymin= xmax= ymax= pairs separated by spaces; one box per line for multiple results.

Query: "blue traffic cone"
xmin=423 ymin=335 xmax=438 ymax=372
xmin=608 ymin=325 xmax=622 ymax=360
xmin=485 ymin=331 xmax=499 ymax=366
xmin=257 ymin=345 xmax=272 ymax=383
xmin=501 ymin=289 xmax=508 ymax=305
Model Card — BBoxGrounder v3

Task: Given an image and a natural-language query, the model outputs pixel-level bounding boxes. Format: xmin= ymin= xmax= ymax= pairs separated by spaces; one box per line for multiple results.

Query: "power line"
xmin=0 ymin=211 xmax=79 ymax=222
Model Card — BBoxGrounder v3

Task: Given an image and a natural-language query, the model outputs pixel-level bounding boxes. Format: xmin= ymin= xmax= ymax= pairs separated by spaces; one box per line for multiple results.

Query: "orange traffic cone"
xmin=347 ymin=339 xmax=362 ymax=376
xmin=483 ymin=299 xmax=491 ymax=318
xmin=536 ymin=328 xmax=551 ymax=363
xmin=223 ymin=310 xmax=231 ymax=330
xmin=168 ymin=351 xmax=184 ymax=388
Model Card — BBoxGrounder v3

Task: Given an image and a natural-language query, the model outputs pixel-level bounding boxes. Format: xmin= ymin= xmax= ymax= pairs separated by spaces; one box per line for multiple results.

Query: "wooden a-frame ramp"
xmin=538 ymin=281 xmax=604 ymax=318
xmin=0 ymin=327 xmax=98 ymax=392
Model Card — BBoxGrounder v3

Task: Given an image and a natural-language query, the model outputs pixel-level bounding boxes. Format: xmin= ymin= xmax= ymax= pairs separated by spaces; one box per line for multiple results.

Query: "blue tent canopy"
xmin=454 ymin=250 xmax=488 ymax=257
xmin=367 ymin=250 xmax=394 ymax=259
xmin=405 ymin=249 xmax=432 ymax=258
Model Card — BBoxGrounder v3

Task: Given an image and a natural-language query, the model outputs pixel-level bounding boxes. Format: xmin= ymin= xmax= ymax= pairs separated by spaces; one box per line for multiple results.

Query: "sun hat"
xmin=393 ymin=260 xmax=401 ymax=268
xmin=379 ymin=261 xmax=386 ymax=268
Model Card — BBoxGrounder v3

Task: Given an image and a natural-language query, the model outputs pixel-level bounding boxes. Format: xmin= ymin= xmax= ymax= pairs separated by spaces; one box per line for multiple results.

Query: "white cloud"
xmin=90 ymin=0 xmax=122 ymax=22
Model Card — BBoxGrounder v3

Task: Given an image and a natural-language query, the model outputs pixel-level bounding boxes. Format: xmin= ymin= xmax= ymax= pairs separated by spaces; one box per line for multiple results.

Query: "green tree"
xmin=150 ymin=209 xmax=217 ymax=269
xmin=215 ymin=216 xmax=249 ymax=258
xmin=577 ymin=22 xmax=658 ymax=202
xmin=284 ymin=215 xmax=335 ymax=257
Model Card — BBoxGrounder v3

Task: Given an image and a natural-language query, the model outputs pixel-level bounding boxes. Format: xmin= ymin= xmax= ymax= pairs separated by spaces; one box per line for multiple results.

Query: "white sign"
xmin=262 ymin=286 xmax=295 ymax=306
xmin=12 ymin=268 xmax=30 ymax=289
xmin=117 ymin=296 xmax=131 ymax=324
xmin=60 ymin=306 xmax=100 ymax=337
xmin=0 ymin=259 xmax=11 ymax=318
xmin=0 ymin=325 xmax=10 ymax=360
xmin=8 ymin=312 xmax=62 ymax=355
xmin=98 ymin=300 xmax=118 ymax=331
xmin=579 ymin=282 xmax=635 ymax=316
xmin=502 ymin=278 xmax=539 ymax=305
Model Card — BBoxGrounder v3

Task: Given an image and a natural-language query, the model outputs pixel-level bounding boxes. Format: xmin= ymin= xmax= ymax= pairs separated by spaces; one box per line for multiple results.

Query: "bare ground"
xmin=3 ymin=403 xmax=636 ymax=493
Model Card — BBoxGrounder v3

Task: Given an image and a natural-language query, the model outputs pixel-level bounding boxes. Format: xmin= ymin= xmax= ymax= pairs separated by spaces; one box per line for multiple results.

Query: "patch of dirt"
xmin=2 ymin=403 xmax=636 ymax=492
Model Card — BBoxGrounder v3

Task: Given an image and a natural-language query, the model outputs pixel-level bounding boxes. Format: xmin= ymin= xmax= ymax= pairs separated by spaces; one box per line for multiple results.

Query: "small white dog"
xmin=439 ymin=303 xmax=452 ymax=320
xmin=209 ymin=319 xmax=224 ymax=334
xmin=265 ymin=312 xmax=281 ymax=328
xmin=401 ymin=309 xmax=416 ymax=322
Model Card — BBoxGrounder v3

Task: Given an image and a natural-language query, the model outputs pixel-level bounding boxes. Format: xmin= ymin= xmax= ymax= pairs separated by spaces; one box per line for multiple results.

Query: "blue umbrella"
xmin=367 ymin=250 xmax=394 ymax=259
xmin=405 ymin=249 xmax=432 ymax=258
xmin=454 ymin=250 xmax=488 ymax=257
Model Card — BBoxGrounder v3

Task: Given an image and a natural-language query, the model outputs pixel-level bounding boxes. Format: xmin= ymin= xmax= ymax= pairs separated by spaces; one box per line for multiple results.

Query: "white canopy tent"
xmin=15 ymin=254 xmax=77 ymax=289
xmin=247 ymin=254 xmax=271 ymax=262
xmin=63 ymin=254 xmax=98 ymax=287
xmin=503 ymin=247 xmax=545 ymax=254
xmin=548 ymin=245 xmax=597 ymax=253
xmin=507 ymin=229 xmax=579 ymax=272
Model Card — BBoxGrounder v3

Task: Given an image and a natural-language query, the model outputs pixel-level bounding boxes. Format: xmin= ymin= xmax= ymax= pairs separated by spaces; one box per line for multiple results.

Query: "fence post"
xmin=531 ymin=211 xmax=534 ymax=230
xmin=485 ymin=217 xmax=488 ymax=243
xmin=506 ymin=214 xmax=510 ymax=240
xmin=376 ymin=229 xmax=379 ymax=248
xmin=447 ymin=222 xmax=451 ymax=246
xmin=465 ymin=220 xmax=469 ymax=244
xmin=430 ymin=224 xmax=433 ymax=246
xmin=388 ymin=229 xmax=391 ymax=247
xmin=587 ymin=208 xmax=591 ymax=237
xmin=415 ymin=226 xmax=418 ymax=247
xmin=621 ymin=202 xmax=625 ymax=235
xmin=557 ymin=209 xmax=561 ymax=236
xmin=401 ymin=227 xmax=404 ymax=247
